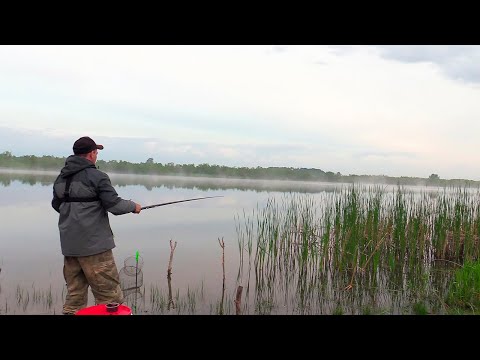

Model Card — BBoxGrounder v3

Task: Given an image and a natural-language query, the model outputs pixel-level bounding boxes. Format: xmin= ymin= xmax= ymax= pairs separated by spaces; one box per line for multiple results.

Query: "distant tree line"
xmin=0 ymin=151 xmax=478 ymax=187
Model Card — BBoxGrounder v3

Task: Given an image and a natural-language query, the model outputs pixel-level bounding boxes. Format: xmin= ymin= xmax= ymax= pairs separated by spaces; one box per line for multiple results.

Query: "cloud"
xmin=354 ymin=150 xmax=416 ymax=160
xmin=372 ymin=45 xmax=480 ymax=84
xmin=271 ymin=45 xmax=288 ymax=53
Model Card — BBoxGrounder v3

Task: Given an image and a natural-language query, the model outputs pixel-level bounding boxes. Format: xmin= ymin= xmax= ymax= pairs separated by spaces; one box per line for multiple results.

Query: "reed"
xmin=235 ymin=184 xmax=480 ymax=314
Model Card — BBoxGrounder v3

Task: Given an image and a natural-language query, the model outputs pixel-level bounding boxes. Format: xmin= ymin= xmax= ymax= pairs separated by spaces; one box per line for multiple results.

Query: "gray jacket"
xmin=52 ymin=155 xmax=136 ymax=256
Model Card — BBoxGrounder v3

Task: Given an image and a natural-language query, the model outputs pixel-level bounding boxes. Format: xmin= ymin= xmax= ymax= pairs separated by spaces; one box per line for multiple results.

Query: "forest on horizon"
xmin=0 ymin=150 xmax=477 ymax=188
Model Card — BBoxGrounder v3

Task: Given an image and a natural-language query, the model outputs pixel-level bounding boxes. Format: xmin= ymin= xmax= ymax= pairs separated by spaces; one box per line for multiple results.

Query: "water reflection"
xmin=0 ymin=169 xmax=347 ymax=193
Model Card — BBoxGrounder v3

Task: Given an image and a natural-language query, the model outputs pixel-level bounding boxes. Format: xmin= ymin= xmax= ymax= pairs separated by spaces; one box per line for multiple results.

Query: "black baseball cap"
xmin=73 ymin=136 xmax=104 ymax=155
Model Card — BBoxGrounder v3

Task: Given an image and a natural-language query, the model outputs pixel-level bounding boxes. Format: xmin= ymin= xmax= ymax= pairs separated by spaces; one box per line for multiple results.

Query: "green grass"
xmin=446 ymin=260 xmax=480 ymax=310
xmin=412 ymin=302 xmax=429 ymax=315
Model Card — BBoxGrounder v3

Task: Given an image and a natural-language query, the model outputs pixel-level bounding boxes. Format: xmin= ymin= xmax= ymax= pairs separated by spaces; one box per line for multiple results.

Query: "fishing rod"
xmin=140 ymin=195 xmax=223 ymax=210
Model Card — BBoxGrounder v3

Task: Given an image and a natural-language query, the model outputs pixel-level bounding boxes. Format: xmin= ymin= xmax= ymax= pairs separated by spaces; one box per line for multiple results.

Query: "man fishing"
xmin=51 ymin=136 xmax=142 ymax=315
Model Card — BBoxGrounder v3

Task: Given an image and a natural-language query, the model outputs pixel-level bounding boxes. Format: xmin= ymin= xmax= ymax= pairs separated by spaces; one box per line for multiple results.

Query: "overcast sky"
xmin=1 ymin=45 xmax=480 ymax=180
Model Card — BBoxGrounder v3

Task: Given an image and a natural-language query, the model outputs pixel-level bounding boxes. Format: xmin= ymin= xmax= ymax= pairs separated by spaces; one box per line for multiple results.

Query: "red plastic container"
xmin=75 ymin=303 xmax=132 ymax=315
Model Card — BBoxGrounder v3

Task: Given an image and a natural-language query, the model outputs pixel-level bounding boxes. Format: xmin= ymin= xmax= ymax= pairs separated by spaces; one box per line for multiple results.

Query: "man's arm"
xmin=51 ymin=178 xmax=62 ymax=213
xmin=96 ymin=172 xmax=140 ymax=215
xmin=51 ymin=195 xmax=61 ymax=213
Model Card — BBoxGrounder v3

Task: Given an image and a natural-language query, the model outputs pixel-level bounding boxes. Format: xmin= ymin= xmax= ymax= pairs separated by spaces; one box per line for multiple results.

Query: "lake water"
xmin=0 ymin=169 xmax=353 ymax=315
xmin=0 ymin=169 xmax=468 ymax=315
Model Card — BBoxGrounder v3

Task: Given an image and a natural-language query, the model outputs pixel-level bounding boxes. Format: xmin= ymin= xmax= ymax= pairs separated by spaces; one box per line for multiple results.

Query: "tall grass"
xmin=446 ymin=260 xmax=480 ymax=310
xmin=235 ymin=184 xmax=480 ymax=314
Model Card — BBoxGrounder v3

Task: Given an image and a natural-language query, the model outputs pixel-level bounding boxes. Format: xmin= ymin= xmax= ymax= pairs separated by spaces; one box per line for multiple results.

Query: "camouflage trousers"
xmin=62 ymin=249 xmax=124 ymax=315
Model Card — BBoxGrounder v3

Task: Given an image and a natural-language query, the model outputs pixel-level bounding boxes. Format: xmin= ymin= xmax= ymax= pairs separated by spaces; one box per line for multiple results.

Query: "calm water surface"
xmin=1 ymin=170 xmax=351 ymax=314
xmin=0 ymin=169 xmax=464 ymax=314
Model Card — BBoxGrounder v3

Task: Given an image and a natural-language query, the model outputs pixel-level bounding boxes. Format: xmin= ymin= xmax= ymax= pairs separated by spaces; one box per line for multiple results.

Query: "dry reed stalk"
xmin=218 ymin=237 xmax=225 ymax=283
xmin=218 ymin=237 xmax=226 ymax=314
xmin=168 ymin=239 xmax=177 ymax=278
xmin=345 ymin=229 xmax=391 ymax=291
xmin=437 ymin=229 xmax=480 ymax=262
xmin=361 ymin=231 xmax=391 ymax=272
xmin=234 ymin=285 xmax=243 ymax=315
xmin=167 ymin=239 xmax=177 ymax=310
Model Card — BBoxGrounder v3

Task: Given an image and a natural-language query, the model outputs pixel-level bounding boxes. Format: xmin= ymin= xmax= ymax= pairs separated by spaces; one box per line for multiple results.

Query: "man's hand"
xmin=133 ymin=203 xmax=142 ymax=214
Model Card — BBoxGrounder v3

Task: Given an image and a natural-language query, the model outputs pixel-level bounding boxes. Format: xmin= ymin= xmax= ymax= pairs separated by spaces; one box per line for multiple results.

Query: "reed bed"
xmin=147 ymin=282 xmax=212 ymax=315
xmin=235 ymin=184 xmax=480 ymax=314
xmin=0 ymin=284 xmax=57 ymax=314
